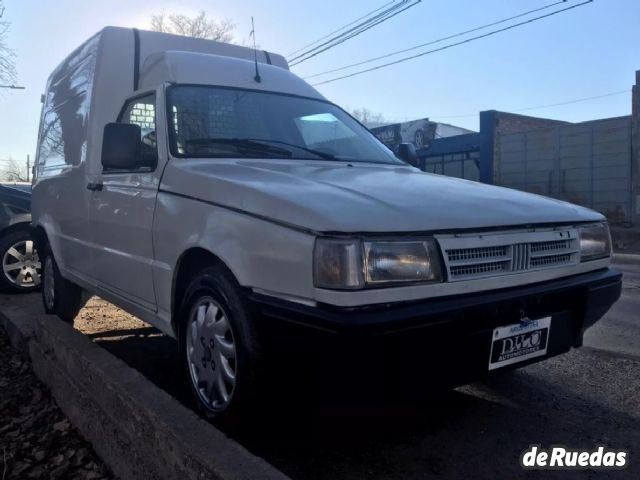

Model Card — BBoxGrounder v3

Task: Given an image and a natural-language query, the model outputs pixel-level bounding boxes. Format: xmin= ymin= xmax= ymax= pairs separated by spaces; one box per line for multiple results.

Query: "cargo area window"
xmin=117 ymin=94 xmax=158 ymax=170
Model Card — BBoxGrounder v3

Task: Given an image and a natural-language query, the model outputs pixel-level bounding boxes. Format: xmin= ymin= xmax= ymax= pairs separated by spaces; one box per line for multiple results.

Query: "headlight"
xmin=314 ymin=238 xmax=442 ymax=289
xmin=364 ymin=241 xmax=441 ymax=284
xmin=579 ymin=223 xmax=611 ymax=261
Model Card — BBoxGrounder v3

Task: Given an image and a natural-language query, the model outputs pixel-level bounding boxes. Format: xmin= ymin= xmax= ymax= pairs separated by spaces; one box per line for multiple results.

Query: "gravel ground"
xmin=0 ymin=327 xmax=113 ymax=480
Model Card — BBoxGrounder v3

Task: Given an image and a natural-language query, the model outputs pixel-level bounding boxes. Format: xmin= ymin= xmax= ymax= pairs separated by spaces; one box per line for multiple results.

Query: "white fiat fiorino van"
xmin=32 ymin=27 xmax=621 ymax=421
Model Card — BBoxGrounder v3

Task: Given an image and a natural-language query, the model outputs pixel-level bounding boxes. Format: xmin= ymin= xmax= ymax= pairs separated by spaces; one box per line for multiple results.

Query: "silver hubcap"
xmin=2 ymin=240 xmax=41 ymax=288
xmin=186 ymin=297 xmax=237 ymax=411
xmin=43 ymin=256 xmax=55 ymax=310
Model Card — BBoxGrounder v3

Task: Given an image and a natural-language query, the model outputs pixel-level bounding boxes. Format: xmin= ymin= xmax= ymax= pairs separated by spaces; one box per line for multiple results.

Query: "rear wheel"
xmin=41 ymin=245 xmax=83 ymax=324
xmin=179 ymin=265 xmax=263 ymax=425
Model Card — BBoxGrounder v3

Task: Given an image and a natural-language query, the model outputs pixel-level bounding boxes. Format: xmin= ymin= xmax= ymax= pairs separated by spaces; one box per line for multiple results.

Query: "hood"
xmin=160 ymin=159 xmax=603 ymax=233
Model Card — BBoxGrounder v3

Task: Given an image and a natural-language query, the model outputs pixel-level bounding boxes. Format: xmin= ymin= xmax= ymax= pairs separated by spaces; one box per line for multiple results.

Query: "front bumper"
xmin=247 ymin=268 xmax=621 ymax=388
xmin=248 ymin=268 xmax=622 ymax=338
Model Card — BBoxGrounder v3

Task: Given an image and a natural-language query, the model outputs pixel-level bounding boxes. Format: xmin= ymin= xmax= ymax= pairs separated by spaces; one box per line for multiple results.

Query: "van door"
xmin=86 ymin=92 xmax=162 ymax=310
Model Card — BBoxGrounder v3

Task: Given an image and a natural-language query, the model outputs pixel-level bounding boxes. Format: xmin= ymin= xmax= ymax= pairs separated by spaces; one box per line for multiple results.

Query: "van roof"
xmin=140 ymin=50 xmax=324 ymax=99
xmin=125 ymin=26 xmax=289 ymax=71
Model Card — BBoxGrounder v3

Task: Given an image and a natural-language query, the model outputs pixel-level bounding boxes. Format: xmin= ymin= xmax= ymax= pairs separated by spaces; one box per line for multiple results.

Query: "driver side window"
xmin=118 ymin=94 xmax=157 ymax=170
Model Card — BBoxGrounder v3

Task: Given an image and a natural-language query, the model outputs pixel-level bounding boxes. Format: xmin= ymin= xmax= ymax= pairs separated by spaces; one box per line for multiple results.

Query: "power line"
xmin=517 ymin=89 xmax=629 ymax=111
xmin=364 ymin=88 xmax=629 ymax=125
xmin=286 ymin=0 xmax=398 ymax=57
xmin=427 ymin=90 xmax=630 ymax=121
xmin=288 ymin=1 xmax=411 ymax=62
xmin=312 ymin=0 xmax=594 ymax=86
xmin=291 ymin=0 xmax=421 ymax=66
xmin=304 ymin=0 xmax=568 ymax=79
xmin=289 ymin=0 xmax=421 ymax=66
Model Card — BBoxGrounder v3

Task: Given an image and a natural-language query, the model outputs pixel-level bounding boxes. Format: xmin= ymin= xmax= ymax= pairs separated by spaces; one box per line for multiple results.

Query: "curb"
xmin=0 ymin=295 xmax=289 ymax=480
xmin=612 ymin=253 xmax=640 ymax=265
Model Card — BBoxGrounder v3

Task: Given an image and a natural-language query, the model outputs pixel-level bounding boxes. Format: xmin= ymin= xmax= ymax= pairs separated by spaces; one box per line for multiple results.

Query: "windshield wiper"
xmin=184 ymin=137 xmax=340 ymax=161
xmin=184 ymin=138 xmax=293 ymax=157
xmin=243 ymin=138 xmax=339 ymax=161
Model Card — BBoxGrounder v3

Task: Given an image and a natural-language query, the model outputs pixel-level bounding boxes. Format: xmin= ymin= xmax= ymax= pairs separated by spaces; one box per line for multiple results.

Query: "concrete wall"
xmin=632 ymin=70 xmax=640 ymax=224
xmin=495 ymin=116 xmax=633 ymax=224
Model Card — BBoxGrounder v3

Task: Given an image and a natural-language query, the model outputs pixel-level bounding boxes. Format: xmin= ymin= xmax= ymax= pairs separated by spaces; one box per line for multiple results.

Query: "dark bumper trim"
xmin=247 ymin=268 xmax=622 ymax=334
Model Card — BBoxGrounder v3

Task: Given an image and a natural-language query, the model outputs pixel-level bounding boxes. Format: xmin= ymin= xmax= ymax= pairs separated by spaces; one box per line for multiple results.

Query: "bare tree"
xmin=150 ymin=11 xmax=235 ymax=42
xmin=351 ymin=108 xmax=387 ymax=127
xmin=0 ymin=0 xmax=17 ymax=85
xmin=0 ymin=158 xmax=28 ymax=182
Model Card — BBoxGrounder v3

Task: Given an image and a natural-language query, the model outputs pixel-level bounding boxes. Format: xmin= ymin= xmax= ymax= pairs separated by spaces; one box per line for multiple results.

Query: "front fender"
xmin=151 ymin=191 xmax=316 ymax=323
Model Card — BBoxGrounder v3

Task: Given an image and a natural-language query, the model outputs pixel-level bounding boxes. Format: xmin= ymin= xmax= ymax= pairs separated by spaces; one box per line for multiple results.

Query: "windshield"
xmin=167 ymin=86 xmax=401 ymax=164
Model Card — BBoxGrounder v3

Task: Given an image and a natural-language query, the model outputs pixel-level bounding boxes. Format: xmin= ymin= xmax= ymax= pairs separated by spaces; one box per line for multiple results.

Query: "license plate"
xmin=488 ymin=317 xmax=551 ymax=371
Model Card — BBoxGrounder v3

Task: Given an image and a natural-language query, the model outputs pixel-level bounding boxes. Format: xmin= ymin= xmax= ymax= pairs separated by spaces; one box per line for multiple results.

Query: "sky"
xmin=0 ymin=0 xmax=638 ymax=164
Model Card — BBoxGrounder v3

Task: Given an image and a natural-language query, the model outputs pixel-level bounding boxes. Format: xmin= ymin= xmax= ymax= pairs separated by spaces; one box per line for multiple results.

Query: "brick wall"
xmin=479 ymin=110 xmax=568 ymax=184
xmin=494 ymin=112 xmax=568 ymax=135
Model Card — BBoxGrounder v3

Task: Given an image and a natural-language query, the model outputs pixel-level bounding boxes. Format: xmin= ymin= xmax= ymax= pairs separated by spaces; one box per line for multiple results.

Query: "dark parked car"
xmin=0 ymin=183 xmax=40 ymax=292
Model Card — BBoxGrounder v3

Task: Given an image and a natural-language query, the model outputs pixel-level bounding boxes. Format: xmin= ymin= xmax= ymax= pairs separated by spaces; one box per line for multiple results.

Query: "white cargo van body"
xmin=32 ymin=27 xmax=621 ymax=420
xmin=33 ymin=27 xmax=293 ymax=322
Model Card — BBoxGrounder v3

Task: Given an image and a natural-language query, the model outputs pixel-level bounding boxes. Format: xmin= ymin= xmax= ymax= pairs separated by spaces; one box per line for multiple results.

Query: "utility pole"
xmin=26 ymin=155 xmax=30 ymax=182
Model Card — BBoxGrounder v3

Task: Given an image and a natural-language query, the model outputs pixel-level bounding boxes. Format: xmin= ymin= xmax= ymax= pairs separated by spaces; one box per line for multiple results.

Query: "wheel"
xmin=179 ymin=265 xmax=262 ymax=424
xmin=41 ymin=245 xmax=83 ymax=324
xmin=0 ymin=227 xmax=41 ymax=293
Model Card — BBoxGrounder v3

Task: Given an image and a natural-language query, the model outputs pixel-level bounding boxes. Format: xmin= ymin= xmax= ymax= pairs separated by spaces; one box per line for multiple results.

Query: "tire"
xmin=178 ymin=264 xmax=262 ymax=425
xmin=0 ymin=227 xmax=41 ymax=293
xmin=41 ymin=244 xmax=83 ymax=324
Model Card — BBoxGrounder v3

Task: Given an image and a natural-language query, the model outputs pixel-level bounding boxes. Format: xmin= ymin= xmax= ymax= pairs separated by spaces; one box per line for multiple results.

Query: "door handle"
xmin=87 ymin=182 xmax=103 ymax=192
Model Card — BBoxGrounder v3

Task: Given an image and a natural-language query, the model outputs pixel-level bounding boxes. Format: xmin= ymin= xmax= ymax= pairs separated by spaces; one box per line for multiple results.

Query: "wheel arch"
xmin=171 ymin=247 xmax=240 ymax=337
xmin=1 ymin=220 xmax=33 ymax=238
xmin=30 ymin=223 xmax=50 ymax=254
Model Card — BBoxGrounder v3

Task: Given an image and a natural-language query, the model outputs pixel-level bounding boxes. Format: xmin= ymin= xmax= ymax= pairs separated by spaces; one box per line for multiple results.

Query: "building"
xmin=369 ymin=118 xmax=473 ymax=151
xmin=414 ymin=71 xmax=640 ymax=227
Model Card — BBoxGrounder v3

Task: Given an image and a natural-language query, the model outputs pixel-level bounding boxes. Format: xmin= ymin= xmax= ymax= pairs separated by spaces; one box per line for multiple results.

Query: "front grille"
xmin=530 ymin=239 xmax=571 ymax=253
xmin=447 ymin=246 xmax=508 ymax=262
xmin=530 ymin=253 xmax=572 ymax=267
xmin=450 ymin=262 xmax=508 ymax=277
xmin=438 ymin=229 xmax=580 ymax=281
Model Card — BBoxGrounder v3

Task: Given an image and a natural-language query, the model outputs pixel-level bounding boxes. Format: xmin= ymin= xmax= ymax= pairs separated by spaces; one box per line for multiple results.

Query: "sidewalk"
xmin=613 ymin=252 xmax=640 ymax=265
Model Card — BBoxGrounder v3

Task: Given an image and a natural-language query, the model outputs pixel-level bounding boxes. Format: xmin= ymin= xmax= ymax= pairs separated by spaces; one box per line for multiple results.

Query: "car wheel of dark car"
xmin=0 ymin=226 xmax=41 ymax=293
xmin=41 ymin=244 xmax=84 ymax=324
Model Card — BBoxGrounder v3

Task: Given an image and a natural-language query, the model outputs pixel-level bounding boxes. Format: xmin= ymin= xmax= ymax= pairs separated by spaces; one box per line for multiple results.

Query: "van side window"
xmin=36 ymin=35 xmax=99 ymax=178
xmin=117 ymin=94 xmax=157 ymax=170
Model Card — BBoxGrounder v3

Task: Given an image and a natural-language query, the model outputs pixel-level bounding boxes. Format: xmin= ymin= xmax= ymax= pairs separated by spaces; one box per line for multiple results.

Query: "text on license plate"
xmin=488 ymin=317 xmax=551 ymax=371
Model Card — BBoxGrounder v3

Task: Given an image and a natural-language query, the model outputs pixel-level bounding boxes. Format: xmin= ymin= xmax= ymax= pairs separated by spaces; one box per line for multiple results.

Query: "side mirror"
xmin=397 ymin=142 xmax=419 ymax=167
xmin=101 ymin=123 xmax=141 ymax=170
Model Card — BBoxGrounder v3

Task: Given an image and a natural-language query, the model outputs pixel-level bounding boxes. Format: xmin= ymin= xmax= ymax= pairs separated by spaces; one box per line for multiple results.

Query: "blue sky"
xmin=0 ymin=0 xmax=638 ymax=162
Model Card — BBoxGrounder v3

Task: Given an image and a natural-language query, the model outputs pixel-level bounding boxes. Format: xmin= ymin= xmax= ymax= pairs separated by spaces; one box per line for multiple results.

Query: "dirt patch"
xmin=74 ymin=298 xmax=186 ymax=403
xmin=0 ymin=326 xmax=113 ymax=480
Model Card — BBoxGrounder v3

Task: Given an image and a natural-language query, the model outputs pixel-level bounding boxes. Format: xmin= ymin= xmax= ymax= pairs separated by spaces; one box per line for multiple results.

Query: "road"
xmin=584 ymin=259 xmax=640 ymax=357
